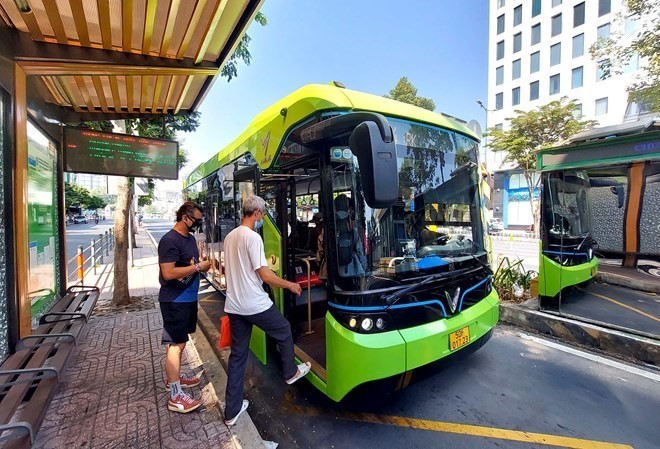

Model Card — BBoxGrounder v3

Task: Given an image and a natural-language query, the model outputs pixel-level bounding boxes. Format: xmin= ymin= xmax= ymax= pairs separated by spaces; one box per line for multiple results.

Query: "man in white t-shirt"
xmin=222 ymin=195 xmax=311 ymax=426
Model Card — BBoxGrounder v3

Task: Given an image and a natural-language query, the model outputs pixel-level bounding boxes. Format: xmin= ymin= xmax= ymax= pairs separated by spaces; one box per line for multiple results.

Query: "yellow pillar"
xmin=13 ymin=63 xmax=31 ymax=337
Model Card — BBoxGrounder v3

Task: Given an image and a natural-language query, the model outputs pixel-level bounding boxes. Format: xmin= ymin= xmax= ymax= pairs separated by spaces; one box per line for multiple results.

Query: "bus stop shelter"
xmin=0 ymin=0 xmax=263 ymax=360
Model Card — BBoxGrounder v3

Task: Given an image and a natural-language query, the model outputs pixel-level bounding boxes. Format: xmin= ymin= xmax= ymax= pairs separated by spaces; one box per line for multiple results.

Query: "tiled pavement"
xmin=33 ymin=230 xmax=235 ymax=449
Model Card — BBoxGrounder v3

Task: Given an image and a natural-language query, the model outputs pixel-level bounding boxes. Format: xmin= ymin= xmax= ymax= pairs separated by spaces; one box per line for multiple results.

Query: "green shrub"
xmin=494 ymin=256 xmax=538 ymax=303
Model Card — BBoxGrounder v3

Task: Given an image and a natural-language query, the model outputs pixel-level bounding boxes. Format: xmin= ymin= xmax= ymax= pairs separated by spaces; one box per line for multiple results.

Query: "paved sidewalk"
xmin=32 ymin=230 xmax=258 ymax=449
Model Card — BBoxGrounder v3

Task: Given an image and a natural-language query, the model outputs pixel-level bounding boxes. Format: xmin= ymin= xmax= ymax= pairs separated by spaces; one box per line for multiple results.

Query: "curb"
xmin=499 ymin=303 xmax=660 ymax=367
xmin=194 ymin=309 xmax=267 ymax=449
xmin=596 ymin=271 xmax=660 ymax=294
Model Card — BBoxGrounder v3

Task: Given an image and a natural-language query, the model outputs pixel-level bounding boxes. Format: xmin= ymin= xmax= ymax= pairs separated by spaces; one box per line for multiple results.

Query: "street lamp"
xmin=476 ymin=100 xmax=493 ymax=169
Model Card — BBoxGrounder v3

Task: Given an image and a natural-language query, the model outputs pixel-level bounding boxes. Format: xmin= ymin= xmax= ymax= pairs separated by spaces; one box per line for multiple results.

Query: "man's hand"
xmin=198 ymin=260 xmax=212 ymax=272
xmin=288 ymin=282 xmax=302 ymax=296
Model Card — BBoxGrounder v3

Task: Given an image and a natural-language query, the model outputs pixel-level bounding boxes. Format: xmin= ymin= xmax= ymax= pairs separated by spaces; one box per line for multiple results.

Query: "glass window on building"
xmin=552 ymin=14 xmax=562 ymax=37
xmin=514 ymin=5 xmax=522 ymax=26
xmin=530 ymin=51 xmax=540 ymax=73
xmin=498 ymin=0 xmax=505 ymax=8
xmin=552 ymin=0 xmax=562 ymax=6
xmin=550 ymin=43 xmax=561 ymax=66
xmin=531 ymin=23 xmax=541 ymax=45
xmin=497 ymin=40 xmax=505 ymax=60
xmin=625 ymin=15 xmax=641 ymax=35
xmin=530 ymin=81 xmax=540 ymax=100
xmin=597 ymin=59 xmax=609 ymax=81
xmin=572 ymin=66 xmax=584 ymax=88
xmin=512 ymin=59 xmax=521 ymax=80
xmin=572 ymin=33 xmax=584 ymax=57
xmin=624 ymin=52 xmax=640 ymax=73
xmin=549 ymin=74 xmax=561 ymax=95
xmin=513 ymin=32 xmax=522 ymax=53
xmin=497 ymin=14 xmax=505 ymax=34
xmin=574 ymin=2 xmax=585 ymax=27
xmin=595 ymin=97 xmax=608 ymax=115
xmin=496 ymin=92 xmax=504 ymax=110
xmin=599 ymin=0 xmax=611 ymax=17
xmin=532 ymin=0 xmax=542 ymax=17
xmin=496 ymin=65 xmax=504 ymax=85
xmin=573 ymin=103 xmax=583 ymax=118
xmin=512 ymin=87 xmax=521 ymax=106
xmin=597 ymin=23 xmax=610 ymax=39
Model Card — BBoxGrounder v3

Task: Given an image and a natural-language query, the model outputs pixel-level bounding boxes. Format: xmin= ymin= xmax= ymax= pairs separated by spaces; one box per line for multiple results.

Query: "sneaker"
xmin=167 ymin=393 xmax=202 ymax=414
xmin=286 ymin=362 xmax=311 ymax=385
xmin=224 ymin=400 xmax=249 ymax=426
xmin=164 ymin=375 xmax=201 ymax=391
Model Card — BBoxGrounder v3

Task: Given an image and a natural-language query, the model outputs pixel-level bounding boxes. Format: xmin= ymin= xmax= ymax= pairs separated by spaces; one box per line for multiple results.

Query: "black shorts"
xmin=160 ymin=301 xmax=198 ymax=345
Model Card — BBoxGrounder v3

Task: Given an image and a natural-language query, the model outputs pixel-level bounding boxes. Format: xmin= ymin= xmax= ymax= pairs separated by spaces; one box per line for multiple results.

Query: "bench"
xmin=0 ymin=285 xmax=99 ymax=448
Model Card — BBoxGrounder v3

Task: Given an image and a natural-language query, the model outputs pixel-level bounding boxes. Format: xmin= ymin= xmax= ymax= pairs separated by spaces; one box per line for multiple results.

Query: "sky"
xmin=176 ymin=0 xmax=490 ymax=184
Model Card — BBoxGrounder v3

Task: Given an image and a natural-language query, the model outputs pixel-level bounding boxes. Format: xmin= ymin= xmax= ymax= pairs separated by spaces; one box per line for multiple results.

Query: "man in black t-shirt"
xmin=158 ymin=201 xmax=211 ymax=413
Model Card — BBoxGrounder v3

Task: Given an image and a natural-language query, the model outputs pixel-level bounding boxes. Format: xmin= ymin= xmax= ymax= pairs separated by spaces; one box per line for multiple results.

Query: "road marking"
xmin=579 ymin=289 xmax=660 ymax=323
xmin=284 ymin=399 xmax=633 ymax=448
xmin=518 ymin=333 xmax=660 ymax=382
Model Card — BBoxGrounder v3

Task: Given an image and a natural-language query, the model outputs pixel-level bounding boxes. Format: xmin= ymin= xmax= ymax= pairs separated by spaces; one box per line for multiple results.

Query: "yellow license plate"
xmin=449 ymin=326 xmax=470 ymax=351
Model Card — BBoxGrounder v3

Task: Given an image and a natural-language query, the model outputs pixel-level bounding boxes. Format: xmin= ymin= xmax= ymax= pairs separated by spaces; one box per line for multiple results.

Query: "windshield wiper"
xmin=383 ymin=269 xmax=469 ymax=310
xmin=576 ymin=232 xmax=591 ymax=251
xmin=465 ymin=253 xmax=493 ymax=276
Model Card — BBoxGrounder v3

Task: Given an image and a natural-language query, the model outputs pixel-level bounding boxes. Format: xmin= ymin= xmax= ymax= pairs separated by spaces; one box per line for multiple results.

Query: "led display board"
xmin=64 ymin=127 xmax=179 ymax=180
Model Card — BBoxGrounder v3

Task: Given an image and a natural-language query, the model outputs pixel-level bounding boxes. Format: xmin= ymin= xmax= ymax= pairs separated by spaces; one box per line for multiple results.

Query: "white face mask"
xmin=255 ymin=218 xmax=264 ymax=229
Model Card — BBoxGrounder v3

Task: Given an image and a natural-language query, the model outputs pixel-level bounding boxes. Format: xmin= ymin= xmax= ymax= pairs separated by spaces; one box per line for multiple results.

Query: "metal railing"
xmin=66 ymin=229 xmax=114 ymax=286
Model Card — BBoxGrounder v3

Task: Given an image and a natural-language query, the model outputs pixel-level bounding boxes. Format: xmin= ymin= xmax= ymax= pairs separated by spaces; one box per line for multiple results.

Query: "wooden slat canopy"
xmin=0 ymin=0 xmax=263 ymax=119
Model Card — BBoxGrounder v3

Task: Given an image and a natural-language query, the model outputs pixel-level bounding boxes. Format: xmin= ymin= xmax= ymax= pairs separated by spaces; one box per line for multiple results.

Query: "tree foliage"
xmin=385 ymin=77 xmax=436 ymax=111
xmin=590 ymin=0 xmax=660 ymax=110
xmin=221 ymin=12 xmax=268 ymax=82
xmin=64 ymin=182 xmax=106 ymax=210
xmin=486 ymin=98 xmax=597 ymax=231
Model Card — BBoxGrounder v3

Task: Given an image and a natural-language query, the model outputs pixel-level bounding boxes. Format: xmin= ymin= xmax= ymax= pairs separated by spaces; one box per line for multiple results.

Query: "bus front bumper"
xmin=324 ymin=289 xmax=499 ymax=402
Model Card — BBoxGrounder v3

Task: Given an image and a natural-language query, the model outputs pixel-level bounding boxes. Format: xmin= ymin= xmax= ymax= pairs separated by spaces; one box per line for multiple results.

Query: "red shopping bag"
xmin=219 ymin=315 xmax=231 ymax=349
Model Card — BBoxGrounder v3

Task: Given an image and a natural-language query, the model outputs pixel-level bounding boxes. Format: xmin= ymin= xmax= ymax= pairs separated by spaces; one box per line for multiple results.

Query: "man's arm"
xmin=160 ymin=260 xmax=211 ymax=281
xmin=256 ymin=267 xmax=302 ymax=296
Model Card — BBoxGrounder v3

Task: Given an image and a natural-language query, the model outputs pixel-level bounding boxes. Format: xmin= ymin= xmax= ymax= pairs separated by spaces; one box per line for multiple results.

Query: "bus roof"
xmin=536 ymin=129 xmax=660 ymax=172
xmin=184 ymin=83 xmax=478 ymax=188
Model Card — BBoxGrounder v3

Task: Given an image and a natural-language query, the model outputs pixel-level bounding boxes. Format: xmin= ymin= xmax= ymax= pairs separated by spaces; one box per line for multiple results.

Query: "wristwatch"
xmin=194 ymin=263 xmax=201 ymax=272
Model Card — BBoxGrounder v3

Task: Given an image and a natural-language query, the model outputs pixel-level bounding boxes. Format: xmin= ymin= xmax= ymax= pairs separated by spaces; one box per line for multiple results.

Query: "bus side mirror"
xmin=610 ymin=186 xmax=624 ymax=208
xmin=349 ymin=121 xmax=398 ymax=208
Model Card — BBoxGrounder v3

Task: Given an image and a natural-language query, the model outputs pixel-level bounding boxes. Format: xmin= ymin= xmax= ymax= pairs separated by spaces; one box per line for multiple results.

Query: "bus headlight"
xmin=376 ymin=318 xmax=385 ymax=330
xmin=348 ymin=316 xmax=358 ymax=328
xmin=361 ymin=318 xmax=373 ymax=331
xmin=588 ymin=248 xmax=593 ymax=260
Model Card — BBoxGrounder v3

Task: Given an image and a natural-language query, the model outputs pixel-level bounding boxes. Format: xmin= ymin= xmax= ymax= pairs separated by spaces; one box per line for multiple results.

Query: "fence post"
xmin=91 ymin=238 xmax=97 ymax=275
xmin=98 ymin=234 xmax=104 ymax=265
xmin=104 ymin=230 xmax=109 ymax=256
xmin=77 ymin=245 xmax=84 ymax=285
xmin=110 ymin=227 xmax=114 ymax=250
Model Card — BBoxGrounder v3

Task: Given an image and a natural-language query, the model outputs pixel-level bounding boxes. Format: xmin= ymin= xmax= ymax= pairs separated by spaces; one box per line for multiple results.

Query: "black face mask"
xmin=186 ymin=216 xmax=203 ymax=232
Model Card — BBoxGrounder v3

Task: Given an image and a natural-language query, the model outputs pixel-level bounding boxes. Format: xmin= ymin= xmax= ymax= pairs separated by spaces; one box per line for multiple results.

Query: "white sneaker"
xmin=286 ymin=362 xmax=311 ymax=385
xmin=224 ymin=399 xmax=249 ymax=426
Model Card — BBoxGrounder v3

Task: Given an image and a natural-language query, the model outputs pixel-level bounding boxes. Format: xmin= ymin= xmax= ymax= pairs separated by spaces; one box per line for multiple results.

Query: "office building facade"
xmin=486 ymin=0 xmax=641 ymax=227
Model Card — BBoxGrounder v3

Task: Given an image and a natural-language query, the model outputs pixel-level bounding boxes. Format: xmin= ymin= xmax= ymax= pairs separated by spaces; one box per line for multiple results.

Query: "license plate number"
xmin=449 ymin=326 xmax=470 ymax=351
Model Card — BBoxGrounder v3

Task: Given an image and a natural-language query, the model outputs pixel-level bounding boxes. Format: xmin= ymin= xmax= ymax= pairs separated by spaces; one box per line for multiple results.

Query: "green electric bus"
xmin=537 ymin=126 xmax=660 ymax=303
xmin=185 ymin=83 xmax=499 ymax=401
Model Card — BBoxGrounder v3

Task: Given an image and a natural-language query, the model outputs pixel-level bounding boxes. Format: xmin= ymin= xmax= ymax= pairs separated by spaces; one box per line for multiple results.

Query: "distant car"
xmin=73 ymin=215 xmax=88 ymax=224
xmin=489 ymin=218 xmax=504 ymax=234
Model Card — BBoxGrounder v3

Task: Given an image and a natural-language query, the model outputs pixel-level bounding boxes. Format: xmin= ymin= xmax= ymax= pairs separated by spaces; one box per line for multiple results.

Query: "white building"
xmin=486 ymin=0 xmax=642 ymax=227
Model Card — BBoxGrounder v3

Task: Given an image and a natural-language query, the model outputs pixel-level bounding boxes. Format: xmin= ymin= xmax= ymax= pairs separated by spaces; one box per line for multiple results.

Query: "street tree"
xmin=590 ymin=0 xmax=660 ymax=110
xmin=221 ymin=12 xmax=268 ymax=82
xmin=385 ymin=77 xmax=436 ymax=111
xmin=486 ymin=98 xmax=597 ymax=232
xmin=64 ymin=182 xmax=92 ymax=209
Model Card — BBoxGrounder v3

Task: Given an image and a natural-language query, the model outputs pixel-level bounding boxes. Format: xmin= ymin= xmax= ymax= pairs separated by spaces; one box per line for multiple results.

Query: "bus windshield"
xmin=543 ymin=170 xmax=592 ymax=242
xmin=330 ymin=118 xmax=484 ymax=281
